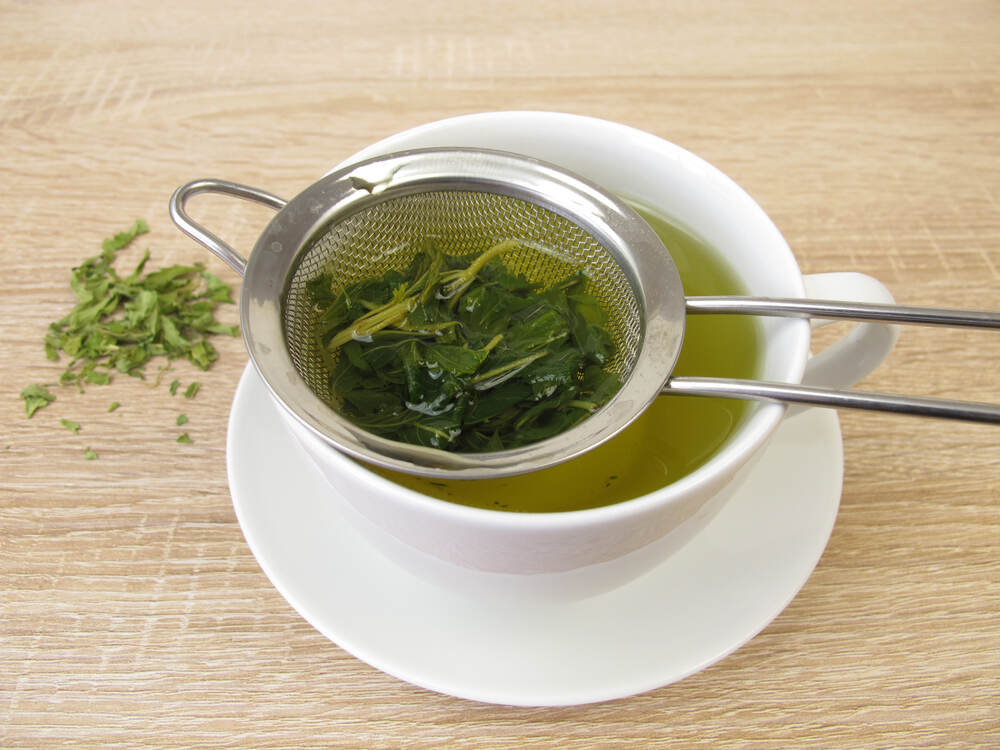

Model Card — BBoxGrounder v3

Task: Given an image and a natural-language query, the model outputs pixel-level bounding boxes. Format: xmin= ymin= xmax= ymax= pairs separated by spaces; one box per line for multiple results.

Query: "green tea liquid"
xmin=369 ymin=206 xmax=763 ymax=512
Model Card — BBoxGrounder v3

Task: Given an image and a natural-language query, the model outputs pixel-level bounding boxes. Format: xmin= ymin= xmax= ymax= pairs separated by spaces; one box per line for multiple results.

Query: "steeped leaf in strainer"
xmin=170 ymin=148 xmax=1000 ymax=479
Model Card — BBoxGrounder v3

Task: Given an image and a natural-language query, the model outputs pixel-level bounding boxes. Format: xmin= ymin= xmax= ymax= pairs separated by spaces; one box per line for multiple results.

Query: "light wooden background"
xmin=2 ymin=1 xmax=998 ymax=747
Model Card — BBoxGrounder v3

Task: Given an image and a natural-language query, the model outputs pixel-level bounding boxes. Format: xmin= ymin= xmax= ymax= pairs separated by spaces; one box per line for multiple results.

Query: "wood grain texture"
xmin=1 ymin=0 xmax=998 ymax=747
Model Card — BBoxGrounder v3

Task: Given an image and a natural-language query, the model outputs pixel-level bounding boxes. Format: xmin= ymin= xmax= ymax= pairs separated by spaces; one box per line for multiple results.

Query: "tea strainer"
xmin=170 ymin=148 xmax=1000 ymax=479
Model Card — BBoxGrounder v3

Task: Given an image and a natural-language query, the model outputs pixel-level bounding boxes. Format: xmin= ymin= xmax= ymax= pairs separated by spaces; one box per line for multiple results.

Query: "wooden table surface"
xmin=3 ymin=1 xmax=998 ymax=746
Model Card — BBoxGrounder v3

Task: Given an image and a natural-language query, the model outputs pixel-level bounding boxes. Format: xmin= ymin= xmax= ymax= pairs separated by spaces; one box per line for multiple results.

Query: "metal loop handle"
xmin=675 ymin=296 xmax=1000 ymax=423
xmin=168 ymin=179 xmax=287 ymax=276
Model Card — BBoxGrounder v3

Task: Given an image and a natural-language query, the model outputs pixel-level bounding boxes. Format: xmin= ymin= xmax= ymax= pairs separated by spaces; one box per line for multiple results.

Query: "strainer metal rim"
xmin=240 ymin=148 xmax=686 ymax=479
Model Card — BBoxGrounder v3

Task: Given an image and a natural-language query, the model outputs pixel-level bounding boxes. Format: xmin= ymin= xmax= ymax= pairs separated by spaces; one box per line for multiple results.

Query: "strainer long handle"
xmin=686 ymin=296 xmax=1000 ymax=328
xmin=169 ymin=179 xmax=287 ymax=276
xmin=676 ymin=296 xmax=1000 ymax=422
xmin=664 ymin=377 xmax=1000 ymax=423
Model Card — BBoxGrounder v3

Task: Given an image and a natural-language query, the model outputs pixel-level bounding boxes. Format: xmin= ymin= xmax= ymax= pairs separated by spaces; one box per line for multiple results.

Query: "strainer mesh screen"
xmin=282 ymin=189 xmax=642 ymax=406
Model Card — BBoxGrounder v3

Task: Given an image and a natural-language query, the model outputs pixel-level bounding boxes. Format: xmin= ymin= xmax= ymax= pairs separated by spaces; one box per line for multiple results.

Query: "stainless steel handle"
xmin=677 ymin=295 xmax=1000 ymax=422
xmin=665 ymin=377 xmax=1000 ymax=424
xmin=169 ymin=179 xmax=287 ymax=276
xmin=686 ymin=296 xmax=1000 ymax=329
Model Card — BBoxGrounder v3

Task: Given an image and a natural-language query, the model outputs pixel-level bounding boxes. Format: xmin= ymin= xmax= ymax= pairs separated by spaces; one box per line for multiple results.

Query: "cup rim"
xmin=303 ymin=110 xmax=810 ymax=529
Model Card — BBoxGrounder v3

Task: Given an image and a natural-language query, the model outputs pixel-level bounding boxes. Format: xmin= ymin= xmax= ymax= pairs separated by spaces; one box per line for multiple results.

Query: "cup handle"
xmin=799 ymin=272 xmax=899 ymax=389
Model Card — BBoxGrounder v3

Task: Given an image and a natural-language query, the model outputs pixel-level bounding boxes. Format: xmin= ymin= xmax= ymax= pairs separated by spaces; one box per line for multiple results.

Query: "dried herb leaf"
xmin=103 ymin=219 xmax=149 ymax=253
xmin=60 ymin=419 xmax=81 ymax=434
xmin=21 ymin=385 xmax=56 ymax=417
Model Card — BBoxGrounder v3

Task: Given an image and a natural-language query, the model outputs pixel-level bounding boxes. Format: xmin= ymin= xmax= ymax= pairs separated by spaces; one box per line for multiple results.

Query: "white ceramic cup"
xmin=280 ymin=112 xmax=897 ymax=596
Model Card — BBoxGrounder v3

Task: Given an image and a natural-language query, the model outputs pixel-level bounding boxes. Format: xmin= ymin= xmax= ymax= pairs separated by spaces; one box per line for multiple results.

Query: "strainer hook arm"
xmin=169 ymin=179 xmax=287 ymax=276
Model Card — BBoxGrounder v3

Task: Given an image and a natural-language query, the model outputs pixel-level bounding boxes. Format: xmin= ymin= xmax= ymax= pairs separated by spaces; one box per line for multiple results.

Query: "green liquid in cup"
xmin=369 ymin=205 xmax=763 ymax=512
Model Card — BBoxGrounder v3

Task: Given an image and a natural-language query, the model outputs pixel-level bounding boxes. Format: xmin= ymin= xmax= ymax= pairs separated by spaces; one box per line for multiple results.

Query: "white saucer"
xmin=227 ymin=364 xmax=843 ymax=706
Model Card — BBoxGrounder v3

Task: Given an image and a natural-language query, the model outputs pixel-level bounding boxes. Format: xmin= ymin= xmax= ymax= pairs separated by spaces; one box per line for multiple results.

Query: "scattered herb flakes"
xmin=19 ymin=221 xmax=237 ymax=458
xmin=183 ymin=382 xmax=200 ymax=399
xmin=312 ymin=238 xmax=621 ymax=452
xmin=38 ymin=219 xmax=237 ymax=394
xmin=20 ymin=384 xmax=56 ymax=418
xmin=176 ymin=414 xmax=188 ymax=426
xmin=177 ymin=432 xmax=193 ymax=444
